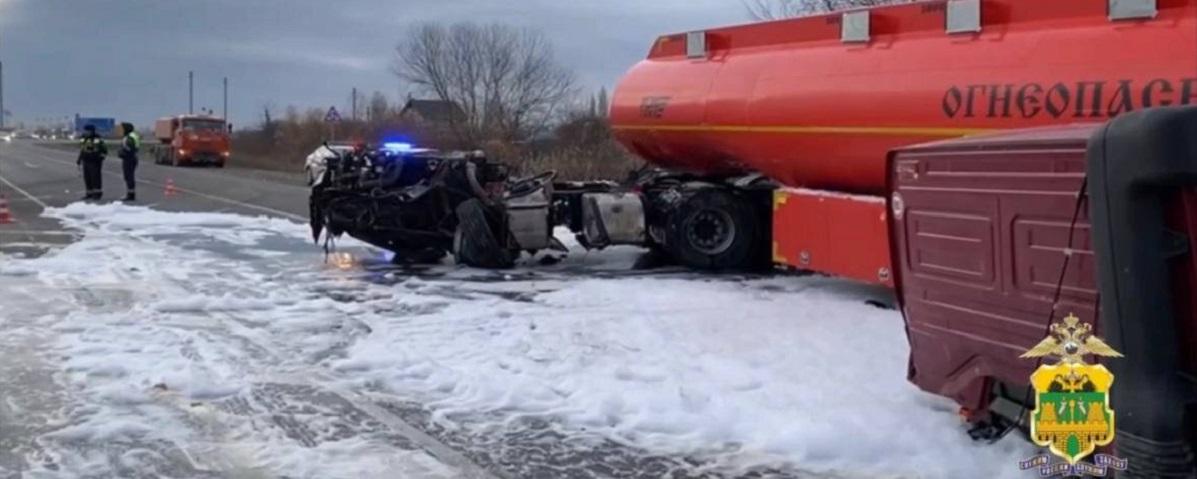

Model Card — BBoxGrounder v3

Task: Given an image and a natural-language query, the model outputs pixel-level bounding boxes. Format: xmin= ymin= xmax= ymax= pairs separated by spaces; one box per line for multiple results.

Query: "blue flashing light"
xmin=383 ymin=142 xmax=414 ymax=152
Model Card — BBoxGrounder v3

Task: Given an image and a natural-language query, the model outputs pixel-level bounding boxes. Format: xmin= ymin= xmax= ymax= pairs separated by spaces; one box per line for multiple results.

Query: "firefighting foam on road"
xmin=0 ymin=202 xmax=1032 ymax=477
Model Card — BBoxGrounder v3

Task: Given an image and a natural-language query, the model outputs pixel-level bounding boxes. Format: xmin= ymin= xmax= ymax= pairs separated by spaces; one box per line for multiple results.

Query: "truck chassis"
xmin=308 ymin=145 xmax=774 ymax=270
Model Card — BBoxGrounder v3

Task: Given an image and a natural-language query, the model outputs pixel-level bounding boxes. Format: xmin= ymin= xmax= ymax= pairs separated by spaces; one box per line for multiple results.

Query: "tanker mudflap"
xmin=1088 ymin=106 xmax=1197 ymax=476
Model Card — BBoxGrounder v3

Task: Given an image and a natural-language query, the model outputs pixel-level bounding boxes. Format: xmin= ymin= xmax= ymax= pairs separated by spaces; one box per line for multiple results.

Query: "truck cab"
xmin=152 ymin=115 xmax=230 ymax=167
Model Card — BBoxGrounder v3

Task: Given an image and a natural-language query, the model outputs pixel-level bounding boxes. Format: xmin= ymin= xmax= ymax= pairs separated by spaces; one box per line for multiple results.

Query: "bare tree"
xmin=260 ymin=102 xmax=278 ymax=145
xmin=368 ymin=91 xmax=389 ymax=123
xmin=596 ymin=87 xmax=609 ymax=118
xmin=743 ymin=0 xmax=912 ymax=20
xmin=394 ymin=22 xmax=577 ymax=144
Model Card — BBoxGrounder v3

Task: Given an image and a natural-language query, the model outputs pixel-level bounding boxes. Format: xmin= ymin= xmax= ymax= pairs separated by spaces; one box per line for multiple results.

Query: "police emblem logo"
xmin=1018 ymin=313 xmax=1129 ymax=476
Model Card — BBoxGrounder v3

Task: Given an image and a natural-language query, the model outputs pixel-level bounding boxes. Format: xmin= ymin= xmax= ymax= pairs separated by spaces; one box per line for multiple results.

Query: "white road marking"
xmin=0 ymin=241 xmax=67 ymax=248
xmin=23 ymin=147 xmax=307 ymax=222
xmin=149 ymin=182 xmax=307 ymax=222
xmin=275 ymin=374 xmax=502 ymax=479
xmin=0 ymin=172 xmax=50 ymax=209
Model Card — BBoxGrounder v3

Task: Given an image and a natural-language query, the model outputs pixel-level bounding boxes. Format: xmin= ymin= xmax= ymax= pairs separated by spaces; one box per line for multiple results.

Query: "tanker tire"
xmin=453 ymin=199 xmax=516 ymax=269
xmin=666 ymin=189 xmax=764 ymax=271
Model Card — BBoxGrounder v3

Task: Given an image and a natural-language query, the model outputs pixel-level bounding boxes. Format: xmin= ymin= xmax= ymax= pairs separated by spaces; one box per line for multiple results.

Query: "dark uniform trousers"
xmin=118 ymin=132 xmax=140 ymax=195
xmin=121 ymin=157 xmax=137 ymax=192
xmin=82 ymin=158 xmax=104 ymax=196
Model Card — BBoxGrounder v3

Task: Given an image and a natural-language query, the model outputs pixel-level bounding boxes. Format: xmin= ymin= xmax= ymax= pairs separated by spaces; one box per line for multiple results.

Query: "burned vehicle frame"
xmin=308 ymin=144 xmax=629 ymax=268
xmin=309 ymin=143 xmax=775 ymax=270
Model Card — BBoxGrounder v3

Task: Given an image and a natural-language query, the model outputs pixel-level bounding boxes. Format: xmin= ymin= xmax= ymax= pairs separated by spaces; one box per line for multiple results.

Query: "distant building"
xmin=399 ymin=99 xmax=466 ymax=125
xmin=74 ymin=116 xmax=117 ymax=137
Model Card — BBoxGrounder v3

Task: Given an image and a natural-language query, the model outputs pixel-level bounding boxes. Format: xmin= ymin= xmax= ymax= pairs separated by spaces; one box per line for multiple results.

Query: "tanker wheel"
xmin=453 ymin=198 xmax=516 ymax=269
xmin=666 ymin=188 xmax=764 ymax=271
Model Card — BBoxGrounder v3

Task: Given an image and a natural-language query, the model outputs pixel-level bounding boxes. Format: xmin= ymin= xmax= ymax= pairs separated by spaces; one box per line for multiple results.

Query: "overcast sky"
xmin=0 ymin=0 xmax=747 ymax=131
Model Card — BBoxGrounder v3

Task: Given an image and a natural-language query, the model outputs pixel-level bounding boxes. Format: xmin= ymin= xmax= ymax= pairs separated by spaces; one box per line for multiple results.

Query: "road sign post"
xmin=325 ymin=106 xmax=341 ymax=141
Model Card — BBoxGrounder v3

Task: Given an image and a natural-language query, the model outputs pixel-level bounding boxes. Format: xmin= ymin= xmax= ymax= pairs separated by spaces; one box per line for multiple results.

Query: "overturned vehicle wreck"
xmin=308 ymin=143 xmax=774 ymax=270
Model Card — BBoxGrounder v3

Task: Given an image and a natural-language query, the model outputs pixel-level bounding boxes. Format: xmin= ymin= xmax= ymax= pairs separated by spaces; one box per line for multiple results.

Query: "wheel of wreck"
xmin=453 ymin=198 xmax=516 ymax=269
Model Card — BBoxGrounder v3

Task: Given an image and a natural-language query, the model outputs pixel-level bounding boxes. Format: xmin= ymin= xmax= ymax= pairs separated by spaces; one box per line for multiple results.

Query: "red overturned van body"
xmin=891 ymin=115 xmax=1197 ymax=475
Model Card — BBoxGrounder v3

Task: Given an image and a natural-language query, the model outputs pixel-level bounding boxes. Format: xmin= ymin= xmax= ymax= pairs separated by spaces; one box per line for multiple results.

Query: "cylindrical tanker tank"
xmin=610 ymin=0 xmax=1197 ymax=195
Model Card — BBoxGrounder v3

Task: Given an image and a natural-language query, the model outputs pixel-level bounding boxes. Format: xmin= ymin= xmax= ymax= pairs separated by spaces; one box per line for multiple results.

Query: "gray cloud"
xmin=0 ymin=0 xmax=745 ymax=130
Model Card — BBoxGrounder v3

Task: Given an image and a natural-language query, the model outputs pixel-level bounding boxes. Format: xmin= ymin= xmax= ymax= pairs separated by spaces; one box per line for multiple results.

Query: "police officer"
xmin=77 ymin=124 xmax=108 ymax=201
xmin=118 ymin=122 xmax=141 ymax=201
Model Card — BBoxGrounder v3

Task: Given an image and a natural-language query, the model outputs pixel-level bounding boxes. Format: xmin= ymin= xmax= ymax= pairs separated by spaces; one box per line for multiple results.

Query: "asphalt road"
xmin=0 ymin=141 xmax=309 ymax=258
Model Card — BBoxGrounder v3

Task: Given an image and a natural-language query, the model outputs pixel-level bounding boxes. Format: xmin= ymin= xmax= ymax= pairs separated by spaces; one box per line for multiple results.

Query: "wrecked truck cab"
xmin=309 ymin=145 xmax=519 ymax=266
xmin=307 ymin=143 xmax=642 ymax=269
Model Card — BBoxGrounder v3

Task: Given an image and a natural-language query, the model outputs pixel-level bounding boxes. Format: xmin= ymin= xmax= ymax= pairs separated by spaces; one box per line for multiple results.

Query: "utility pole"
xmin=0 ymin=61 xmax=5 ymax=130
xmin=223 ymin=77 xmax=228 ymax=121
xmin=352 ymin=87 xmax=358 ymax=121
xmin=0 ymin=60 xmax=4 ymax=199
xmin=189 ymin=71 xmax=194 ymax=114
xmin=0 ymin=60 xmax=5 ymax=130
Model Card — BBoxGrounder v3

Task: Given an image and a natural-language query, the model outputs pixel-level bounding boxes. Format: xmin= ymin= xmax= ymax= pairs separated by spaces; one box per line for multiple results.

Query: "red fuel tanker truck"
xmin=310 ymin=0 xmax=1196 ymax=473
xmin=610 ymin=0 xmax=1196 ymax=284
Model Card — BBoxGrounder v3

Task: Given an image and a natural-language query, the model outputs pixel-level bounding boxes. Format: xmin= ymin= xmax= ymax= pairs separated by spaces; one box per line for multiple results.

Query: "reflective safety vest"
xmin=125 ymin=132 xmax=141 ymax=151
xmin=80 ymin=136 xmax=107 ymax=155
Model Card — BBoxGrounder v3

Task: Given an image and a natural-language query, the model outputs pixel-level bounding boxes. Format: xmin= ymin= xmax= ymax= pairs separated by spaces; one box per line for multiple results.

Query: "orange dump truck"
xmin=149 ymin=115 xmax=231 ymax=167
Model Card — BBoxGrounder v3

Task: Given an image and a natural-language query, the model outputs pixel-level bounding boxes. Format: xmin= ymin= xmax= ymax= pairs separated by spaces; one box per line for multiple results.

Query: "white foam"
xmin=334 ymin=276 xmax=1033 ymax=477
xmin=1 ymin=201 xmax=1035 ymax=477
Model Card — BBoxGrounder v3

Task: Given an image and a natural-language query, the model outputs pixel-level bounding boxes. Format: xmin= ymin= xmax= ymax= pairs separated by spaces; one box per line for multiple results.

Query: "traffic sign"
xmin=325 ymin=106 xmax=342 ymax=123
